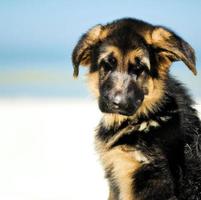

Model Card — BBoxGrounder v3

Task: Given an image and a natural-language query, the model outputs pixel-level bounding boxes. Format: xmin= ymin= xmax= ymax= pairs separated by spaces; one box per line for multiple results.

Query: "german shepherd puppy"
xmin=72 ymin=18 xmax=201 ymax=200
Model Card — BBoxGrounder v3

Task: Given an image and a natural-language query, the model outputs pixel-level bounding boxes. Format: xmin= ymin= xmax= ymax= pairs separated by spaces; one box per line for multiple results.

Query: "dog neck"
xmin=97 ymin=95 xmax=179 ymax=148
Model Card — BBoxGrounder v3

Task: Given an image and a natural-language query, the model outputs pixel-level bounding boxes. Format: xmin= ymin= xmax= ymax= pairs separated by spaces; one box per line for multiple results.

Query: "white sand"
xmin=0 ymin=98 xmax=200 ymax=200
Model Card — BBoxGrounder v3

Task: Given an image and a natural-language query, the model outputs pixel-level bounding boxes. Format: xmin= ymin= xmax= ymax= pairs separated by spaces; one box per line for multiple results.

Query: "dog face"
xmin=72 ymin=18 xmax=196 ymax=117
xmin=97 ymin=32 xmax=151 ymax=116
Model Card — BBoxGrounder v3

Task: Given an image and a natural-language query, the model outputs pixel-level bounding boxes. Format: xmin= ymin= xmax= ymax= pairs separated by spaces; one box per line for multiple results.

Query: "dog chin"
xmin=115 ymin=109 xmax=135 ymax=116
xmin=98 ymin=100 xmax=139 ymax=116
xmin=100 ymin=107 xmax=136 ymax=117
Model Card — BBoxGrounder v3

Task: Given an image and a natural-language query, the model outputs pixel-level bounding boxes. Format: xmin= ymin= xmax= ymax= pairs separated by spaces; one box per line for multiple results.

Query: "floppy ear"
xmin=148 ymin=26 xmax=196 ymax=75
xmin=72 ymin=24 xmax=107 ymax=78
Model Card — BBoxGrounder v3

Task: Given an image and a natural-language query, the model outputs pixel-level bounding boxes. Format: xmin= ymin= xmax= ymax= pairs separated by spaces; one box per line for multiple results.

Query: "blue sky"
xmin=0 ymin=0 xmax=201 ymax=98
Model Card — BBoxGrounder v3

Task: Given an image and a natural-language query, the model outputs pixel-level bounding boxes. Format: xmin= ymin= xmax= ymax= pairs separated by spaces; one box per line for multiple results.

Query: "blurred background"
xmin=0 ymin=1 xmax=200 ymax=200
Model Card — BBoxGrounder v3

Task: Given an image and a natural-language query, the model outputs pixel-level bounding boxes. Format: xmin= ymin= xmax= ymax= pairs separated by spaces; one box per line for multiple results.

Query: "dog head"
xmin=72 ymin=18 xmax=196 ymax=120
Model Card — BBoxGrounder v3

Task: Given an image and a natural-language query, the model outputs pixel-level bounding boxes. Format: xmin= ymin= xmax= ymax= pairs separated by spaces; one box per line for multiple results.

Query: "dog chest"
xmin=97 ymin=142 xmax=149 ymax=200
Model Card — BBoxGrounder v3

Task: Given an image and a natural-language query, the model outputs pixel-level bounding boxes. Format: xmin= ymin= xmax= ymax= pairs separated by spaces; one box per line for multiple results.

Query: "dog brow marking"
xmin=98 ymin=46 xmax=122 ymax=65
xmin=126 ymin=48 xmax=150 ymax=69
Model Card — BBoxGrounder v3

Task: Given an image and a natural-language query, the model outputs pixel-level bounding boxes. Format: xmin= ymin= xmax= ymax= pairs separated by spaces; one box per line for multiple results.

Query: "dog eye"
xmin=128 ymin=64 xmax=144 ymax=76
xmin=108 ymin=56 xmax=117 ymax=66
xmin=101 ymin=60 xmax=113 ymax=72
xmin=101 ymin=57 xmax=117 ymax=72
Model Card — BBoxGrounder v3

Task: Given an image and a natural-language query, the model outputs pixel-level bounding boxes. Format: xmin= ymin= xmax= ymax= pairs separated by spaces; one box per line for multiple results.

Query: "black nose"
xmin=110 ymin=93 xmax=124 ymax=108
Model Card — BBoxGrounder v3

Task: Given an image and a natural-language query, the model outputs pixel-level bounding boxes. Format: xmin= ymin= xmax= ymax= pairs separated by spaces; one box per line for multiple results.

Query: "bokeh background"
xmin=1 ymin=0 xmax=201 ymax=99
xmin=0 ymin=1 xmax=200 ymax=200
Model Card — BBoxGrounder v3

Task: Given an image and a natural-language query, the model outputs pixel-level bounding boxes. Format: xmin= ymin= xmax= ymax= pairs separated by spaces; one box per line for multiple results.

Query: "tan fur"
xmin=87 ymin=25 xmax=104 ymax=41
xmin=125 ymin=49 xmax=150 ymax=69
xmin=86 ymin=24 xmax=111 ymax=44
xmin=144 ymin=27 xmax=197 ymax=75
xmin=74 ymin=25 xmax=110 ymax=67
xmin=102 ymin=113 xmax=128 ymax=128
xmin=142 ymin=29 xmax=153 ymax=45
xmin=108 ymin=190 xmax=115 ymax=200
xmin=141 ymin=28 xmax=175 ymax=77
xmin=152 ymin=27 xmax=172 ymax=43
xmin=135 ymin=77 xmax=165 ymax=117
xmin=123 ymin=49 xmax=144 ymax=71
xmin=86 ymin=72 xmax=99 ymax=97
xmin=142 ymin=27 xmax=171 ymax=46
xmin=138 ymin=120 xmax=160 ymax=133
xmin=157 ymin=53 xmax=173 ymax=78
xmin=96 ymin=139 xmax=144 ymax=200
xmin=98 ymin=46 xmax=122 ymax=65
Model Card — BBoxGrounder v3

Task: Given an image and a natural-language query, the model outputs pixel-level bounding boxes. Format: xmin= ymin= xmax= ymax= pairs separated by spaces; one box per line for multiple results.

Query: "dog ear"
xmin=72 ymin=24 xmax=107 ymax=78
xmin=147 ymin=26 xmax=196 ymax=75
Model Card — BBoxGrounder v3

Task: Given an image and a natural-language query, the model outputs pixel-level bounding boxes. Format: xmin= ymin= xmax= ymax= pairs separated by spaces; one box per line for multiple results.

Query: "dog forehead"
xmin=100 ymin=45 xmax=121 ymax=56
xmin=126 ymin=48 xmax=149 ymax=61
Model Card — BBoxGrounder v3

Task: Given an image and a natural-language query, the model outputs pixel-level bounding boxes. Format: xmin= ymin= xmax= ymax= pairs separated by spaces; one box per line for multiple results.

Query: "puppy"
xmin=72 ymin=18 xmax=201 ymax=200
